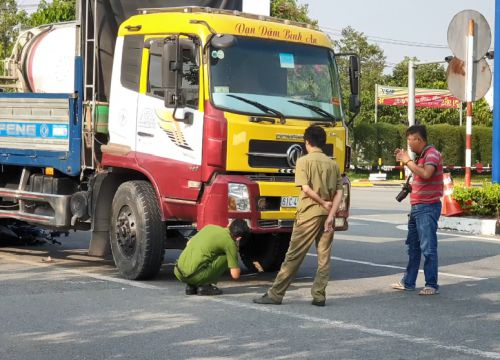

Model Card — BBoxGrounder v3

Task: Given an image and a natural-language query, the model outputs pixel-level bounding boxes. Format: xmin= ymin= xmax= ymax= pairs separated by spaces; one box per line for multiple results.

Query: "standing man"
xmin=392 ymin=124 xmax=443 ymax=295
xmin=253 ymin=125 xmax=343 ymax=306
xmin=174 ymin=219 xmax=250 ymax=296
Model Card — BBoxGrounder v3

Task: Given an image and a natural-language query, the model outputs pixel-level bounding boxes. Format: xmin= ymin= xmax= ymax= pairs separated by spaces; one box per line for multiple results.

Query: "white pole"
xmin=375 ymin=84 xmax=378 ymax=123
xmin=407 ymin=60 xmax=416 ymax=162
xmin=465 ymin=19 xmax=475 ymax=187
xmin=408 ymin=60 xmax=416 ymax=128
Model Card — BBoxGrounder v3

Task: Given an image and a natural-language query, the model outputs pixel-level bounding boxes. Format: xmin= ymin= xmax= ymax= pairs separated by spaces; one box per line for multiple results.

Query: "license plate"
xmin=281 ymin=196 xmax=298 ymax=208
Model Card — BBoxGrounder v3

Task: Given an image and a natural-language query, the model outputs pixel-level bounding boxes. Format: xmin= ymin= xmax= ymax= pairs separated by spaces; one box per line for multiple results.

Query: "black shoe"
xmin=185 ymin=284 xmax=197 ymax=295
xmin=197 ymin=284 xmax=223 ymax=296
xmin=311 ymin=299 xmax=325 ymax=307
xmin=253 ymin=293 xmax=282 ymax=305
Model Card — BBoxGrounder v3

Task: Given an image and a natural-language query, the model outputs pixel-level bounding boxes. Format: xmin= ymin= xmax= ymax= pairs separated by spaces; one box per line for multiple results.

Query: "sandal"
xmin=419 ymin=287 xmax=439 ymax=296
xmin=391 ymin=281 xmax=415 ymax=291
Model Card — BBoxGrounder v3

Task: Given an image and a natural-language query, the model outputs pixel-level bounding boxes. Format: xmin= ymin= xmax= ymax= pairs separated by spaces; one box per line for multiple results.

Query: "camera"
xmin=395 ymin=182 xmax=412 ymax=202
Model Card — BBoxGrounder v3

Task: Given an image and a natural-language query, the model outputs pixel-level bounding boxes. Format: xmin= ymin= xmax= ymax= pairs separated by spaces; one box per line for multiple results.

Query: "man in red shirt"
xmin=392 ymin=125 xmax=443 ymax=295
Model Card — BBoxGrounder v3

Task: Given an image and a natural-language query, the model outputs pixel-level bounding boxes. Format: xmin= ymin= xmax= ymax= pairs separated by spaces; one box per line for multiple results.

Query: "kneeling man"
xmin=174 ymin=219 xmax=250 ymax=296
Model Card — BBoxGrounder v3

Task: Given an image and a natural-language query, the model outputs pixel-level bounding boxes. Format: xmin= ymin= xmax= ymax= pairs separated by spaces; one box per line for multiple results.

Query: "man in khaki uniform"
xmin=253 ymin=125 xmax=343 ymax=306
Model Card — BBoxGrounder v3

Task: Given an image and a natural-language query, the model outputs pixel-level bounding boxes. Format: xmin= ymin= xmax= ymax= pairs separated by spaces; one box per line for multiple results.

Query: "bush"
xmin=453 ymin=183 xmax=500 ymax=218
xmin=427 ymin=124 xmax=464 ymax=166
xmin=352 ymin=123 xmax=492 ymax=167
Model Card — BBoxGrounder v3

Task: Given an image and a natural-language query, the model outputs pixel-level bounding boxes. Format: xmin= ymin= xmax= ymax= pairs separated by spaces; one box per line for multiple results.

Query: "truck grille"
xmin=248 ymin=140 xmax=333 ymax=169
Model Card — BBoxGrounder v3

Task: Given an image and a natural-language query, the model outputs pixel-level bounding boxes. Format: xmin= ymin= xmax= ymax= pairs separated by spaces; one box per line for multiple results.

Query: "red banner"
xmin=377 ymin=86 xmax=461 ymax=109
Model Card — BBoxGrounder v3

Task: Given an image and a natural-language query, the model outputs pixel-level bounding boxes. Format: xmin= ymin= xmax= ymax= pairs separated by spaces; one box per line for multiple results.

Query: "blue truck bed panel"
xmin=0 ymin=92 xmax=81 ymax=176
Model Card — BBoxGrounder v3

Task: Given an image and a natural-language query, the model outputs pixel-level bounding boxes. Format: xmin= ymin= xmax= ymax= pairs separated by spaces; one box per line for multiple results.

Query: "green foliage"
xmin=473 ymin=126 xmax=493 ymax=165
xmin=427 ymin=124 xmax=464 ymax=166
xmin=28 ymin=0 xmax=76 ymax=27
xmin=287 ymin=64 xmax=332 ymax=102
xmin=453 ymin=183 xmax=500 ymax=217
xmin=378 ymin=57 xmax=493 ymax=127
xmin=0 ymin=0 xmax=28 ymax=71
xmin=333 ymin=27 xmax=385 ymax=124
xmin=352 ymin=122 xmax=406 ymax=166
xmin=271 ymin=0 xmax=317 ymax=26
xmin=352 ymin=123 xmax=492 ymax=167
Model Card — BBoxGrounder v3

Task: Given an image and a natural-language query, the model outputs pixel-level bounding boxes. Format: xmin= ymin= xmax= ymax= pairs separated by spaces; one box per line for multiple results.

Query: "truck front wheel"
xmin=240 ymin=233 xmax=290 ymax=272
xmin=110 ymin=181 xmax=165 ymax=280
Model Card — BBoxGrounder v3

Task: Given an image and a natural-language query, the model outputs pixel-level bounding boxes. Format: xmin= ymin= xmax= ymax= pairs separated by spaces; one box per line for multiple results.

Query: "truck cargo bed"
xmin=0 ymin=93 xmax=81 ymax=176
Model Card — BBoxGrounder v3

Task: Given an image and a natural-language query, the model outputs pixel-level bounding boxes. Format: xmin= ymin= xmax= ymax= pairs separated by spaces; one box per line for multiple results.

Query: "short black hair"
xmin=304 ymin=125 xmax=326 ymax=148
xmin=229 ymin=219 xmax=250 ymax=242
xmin=406 ymin=124 xmax=427 ymax=142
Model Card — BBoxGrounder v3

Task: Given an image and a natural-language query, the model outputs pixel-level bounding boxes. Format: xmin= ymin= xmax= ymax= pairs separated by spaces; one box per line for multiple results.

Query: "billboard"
xmin=377 ymin=85 xmax=461 ymax=109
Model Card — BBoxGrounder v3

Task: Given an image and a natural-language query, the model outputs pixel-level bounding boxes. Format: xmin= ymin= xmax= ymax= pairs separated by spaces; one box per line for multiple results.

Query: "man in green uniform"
xmin=253 ymin=125 xmax=343 ymax=306
xmin=174 ymin=219 xmax=250 ymax=296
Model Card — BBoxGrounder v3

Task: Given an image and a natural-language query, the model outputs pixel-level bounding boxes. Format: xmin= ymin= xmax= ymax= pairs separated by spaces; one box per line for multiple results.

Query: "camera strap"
xmin=404 ymin=174 xmax=412 ymax=185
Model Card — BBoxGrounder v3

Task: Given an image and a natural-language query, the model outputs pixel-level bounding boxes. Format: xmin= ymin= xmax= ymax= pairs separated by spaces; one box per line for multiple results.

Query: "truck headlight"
xmin=338 ymin=183 xmax=350 ymax=212
xmin=228 ymin=183 xmax=250 ymax=212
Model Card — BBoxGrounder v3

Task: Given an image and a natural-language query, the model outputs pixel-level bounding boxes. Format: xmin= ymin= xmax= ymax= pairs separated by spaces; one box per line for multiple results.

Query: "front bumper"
xmin=196 ymin=174 xmax=350 ymax=232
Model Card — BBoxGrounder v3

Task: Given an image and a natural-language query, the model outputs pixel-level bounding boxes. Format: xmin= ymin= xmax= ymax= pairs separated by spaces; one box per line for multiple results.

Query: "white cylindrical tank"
xmin=22 ymin=22 xmax=76 ymax=93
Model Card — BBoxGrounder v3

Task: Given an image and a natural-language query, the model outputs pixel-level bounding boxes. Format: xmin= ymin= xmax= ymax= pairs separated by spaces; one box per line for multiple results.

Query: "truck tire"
xmin=240 ymin=233 xmax=290 ymax=272
xmin=110 ymin=181 xmax=165 ymax=280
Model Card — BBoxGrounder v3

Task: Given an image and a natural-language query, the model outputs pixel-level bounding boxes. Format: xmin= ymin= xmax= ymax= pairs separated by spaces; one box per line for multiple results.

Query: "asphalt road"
xmin=1 ymin=187 xmax=500 ymax=360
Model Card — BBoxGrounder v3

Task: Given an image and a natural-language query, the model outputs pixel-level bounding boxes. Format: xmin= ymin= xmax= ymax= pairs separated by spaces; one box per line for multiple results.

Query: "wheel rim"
xmin=115 ymin=205 xmax=137 ymax=258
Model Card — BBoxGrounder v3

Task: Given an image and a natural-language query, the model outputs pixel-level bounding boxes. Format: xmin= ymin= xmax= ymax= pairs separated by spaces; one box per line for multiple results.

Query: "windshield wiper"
xmin=227 ymin=94 xmax=286 ymax=124
xmin=288 ymin=100 xmax=341 ymax=122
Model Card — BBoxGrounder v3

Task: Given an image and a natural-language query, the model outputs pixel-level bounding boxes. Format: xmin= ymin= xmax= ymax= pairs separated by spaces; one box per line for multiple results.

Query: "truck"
xmin=0 ymin=0 xmax=360 ymax=280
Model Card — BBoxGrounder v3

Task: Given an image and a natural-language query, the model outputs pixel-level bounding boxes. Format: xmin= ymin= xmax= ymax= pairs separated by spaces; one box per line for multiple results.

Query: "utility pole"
xmin=493 ymin=0 xmax=500 ymax=184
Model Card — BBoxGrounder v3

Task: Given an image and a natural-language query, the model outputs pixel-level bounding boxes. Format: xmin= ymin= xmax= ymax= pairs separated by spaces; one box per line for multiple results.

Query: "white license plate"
xmin=281 ymin=196 xmax=298 ymax=208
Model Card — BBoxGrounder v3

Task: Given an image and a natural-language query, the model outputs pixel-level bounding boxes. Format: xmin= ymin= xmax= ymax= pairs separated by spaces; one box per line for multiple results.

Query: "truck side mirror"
xmin=162 ymin=38 xmax=183 ymax=108
xmin=349 ymin=55 xmax=360 ymax=96
xmin=349 ymin=94 xmax=361 ymax=114
xmin=336 ymin=52 xmax=362 ymax=126
xmin=348 ymin=55 xmax=361 ymax=115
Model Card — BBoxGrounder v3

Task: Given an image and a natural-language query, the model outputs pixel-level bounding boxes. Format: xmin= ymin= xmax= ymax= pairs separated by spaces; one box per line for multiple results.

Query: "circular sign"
xmin=448 ymin=10 xmax=491 ymax=61
xmin=447 ymin=57 xmax=492 ymax=102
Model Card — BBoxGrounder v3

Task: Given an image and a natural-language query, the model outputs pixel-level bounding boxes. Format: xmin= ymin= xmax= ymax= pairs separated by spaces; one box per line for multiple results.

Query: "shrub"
xmin=453 ymin=183 xmax=500 ymax=218
xmin=351 ymin=123 xmax=492 ymax=167
xmin=428 ymin=124 xmax=464 ymax=166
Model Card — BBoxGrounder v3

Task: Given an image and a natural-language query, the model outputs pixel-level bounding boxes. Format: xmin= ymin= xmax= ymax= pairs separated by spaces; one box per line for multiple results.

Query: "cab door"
xmin=135 ymin=36 xmax=204 ymax=201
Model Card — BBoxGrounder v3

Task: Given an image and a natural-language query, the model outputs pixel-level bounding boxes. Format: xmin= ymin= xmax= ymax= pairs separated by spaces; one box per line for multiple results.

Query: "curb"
xmin=351 ymin=181 xmax=403 ymax=187
xmin=439 ymin=216 xmax=500 ymax=236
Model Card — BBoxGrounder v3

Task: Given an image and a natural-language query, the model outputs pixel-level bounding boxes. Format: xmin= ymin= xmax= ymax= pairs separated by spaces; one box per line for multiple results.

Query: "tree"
xmin=28 ymin=0 xmax=76 ymax=27
xmin=271 ymin=0 xmax=317 ymax=26
xmin=0 ymin=0 xmax=27 ymax=72
xmin=380 ymin=57 xmax=492 ymax=127
xmin=333 ymin=27 xmax=386 ymax=124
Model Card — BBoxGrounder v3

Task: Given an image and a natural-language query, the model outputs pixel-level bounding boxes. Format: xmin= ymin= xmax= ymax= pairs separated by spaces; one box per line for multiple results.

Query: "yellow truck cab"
xmin=0 ymin=2 xmax=360 ymax=279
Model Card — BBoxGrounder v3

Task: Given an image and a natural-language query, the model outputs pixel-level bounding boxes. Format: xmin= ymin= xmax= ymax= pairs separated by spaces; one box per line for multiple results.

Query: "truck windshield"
xmin=209 ymin=37 xmax=343 ymax=121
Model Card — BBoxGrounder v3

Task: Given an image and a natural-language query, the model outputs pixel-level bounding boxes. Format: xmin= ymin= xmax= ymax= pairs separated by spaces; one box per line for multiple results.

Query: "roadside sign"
xmin=448 ymin=10 xmax=491 ymax=61
xmin=447 ymin=57 xmax=492 ymax=102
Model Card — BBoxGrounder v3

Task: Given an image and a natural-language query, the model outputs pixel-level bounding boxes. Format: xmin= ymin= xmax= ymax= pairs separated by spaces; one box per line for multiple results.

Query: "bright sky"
xmin=299 ymin=0 xmax=495 ymax=73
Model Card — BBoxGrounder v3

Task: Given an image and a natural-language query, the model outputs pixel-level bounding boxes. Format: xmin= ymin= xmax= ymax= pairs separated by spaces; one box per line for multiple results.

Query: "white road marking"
xmin=350 ymin=216 xmax=403 ymax=225
xmin=351 ymin=216 xmax=500 ymax=242
xmin=0 ymin=255 xmax=160 ymax=290
xmin=306 ymin=254 xmax=487 ymax=281
xmin=208 ymin=297 xmax=500 ymax=360
xmin=2 ymin=253 xmax=500 ymax=359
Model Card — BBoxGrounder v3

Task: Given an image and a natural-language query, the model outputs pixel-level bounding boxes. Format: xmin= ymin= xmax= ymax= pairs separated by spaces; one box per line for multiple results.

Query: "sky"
xmin=298 ymin=0 xmax=495 ymax=73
